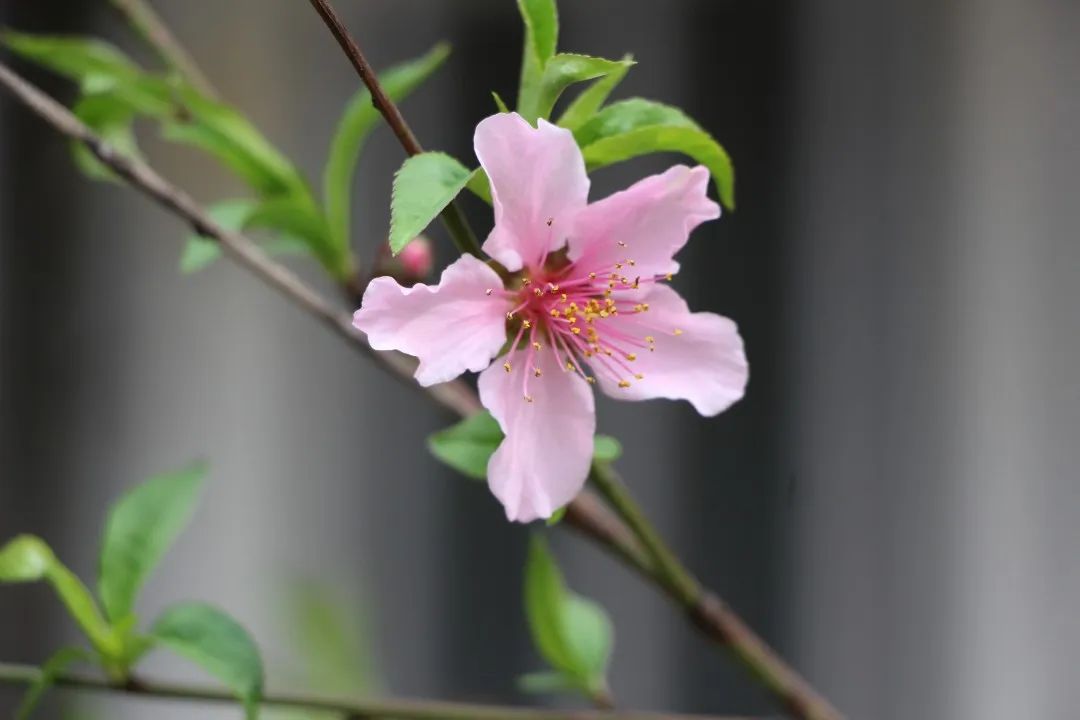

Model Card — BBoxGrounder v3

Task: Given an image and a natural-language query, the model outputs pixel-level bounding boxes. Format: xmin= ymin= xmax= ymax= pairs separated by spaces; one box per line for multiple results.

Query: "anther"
xmin=673 ymin=328 xmax=684 ymax=336
xmin=588 ymin=272 xmax=597 ymax=280
xmin=534 ymin=368 xmax=542 ymax=377
xmin=485 ymin=288 xmax=493 ymax=296
xmin=532 ymin=341 xmax=542 ymax=350
xmin=524 ymin=395 xmax=534 ymax=403
xmin=565 ymin=361 xmax=575 ymax=371
xmin=634 ymin=373 xmax=644 ymax=380
xmin=523 ymin=320 xmax=532 ymax=329
xmin=617 ymin=240 xmax=627 ymax=247
xmin=586 ymin=377 xmax=596 ymax=384
xmin=546 ymin=217 xmax=554 ymax=226
xmin=571 ymin=327 xmax=581 ymax=335
xmin=618 ymin=380 xmax=631 ymax=389
xmin=504 ymin=362 xmax=512 ymax=373
xmin=627 ymin=353 xmax=637 ymax=361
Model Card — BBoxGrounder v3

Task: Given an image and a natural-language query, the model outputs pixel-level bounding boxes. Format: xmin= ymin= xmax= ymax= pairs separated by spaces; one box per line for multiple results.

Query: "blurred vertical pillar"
xmin=0 ymin=0 xmax=96 ymax=696
xmin=787 ymin=0 xmax=1080 ymax=718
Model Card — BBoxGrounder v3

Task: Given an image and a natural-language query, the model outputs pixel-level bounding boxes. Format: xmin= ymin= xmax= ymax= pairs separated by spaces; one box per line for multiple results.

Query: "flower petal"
xmin=474 ymin=113 xmax=590 ymax=272
xmin=568 ymin=165 xmax=719 ymax=279
xmin=353 ymin=255 xmax=508 ymax=387
xmin=596 ymin=284 xmax=747 ymax=416
xmin=478 ymin=343 xmax=596 ymax=522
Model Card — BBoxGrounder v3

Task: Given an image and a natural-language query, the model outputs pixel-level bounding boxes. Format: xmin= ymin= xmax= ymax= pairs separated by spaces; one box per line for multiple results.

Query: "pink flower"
xmin=354 ymin=113 xmax=748 ymax=522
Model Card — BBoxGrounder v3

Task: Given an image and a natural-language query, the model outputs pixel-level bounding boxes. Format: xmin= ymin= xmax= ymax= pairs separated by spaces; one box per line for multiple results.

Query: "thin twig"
xmin=589 ymin=466 xmax=842 ymax=720
xmin=304 ymin=0 xmax=483 ymax=258
xmin=0 ymin=663 xmax=753 ymax=720
xmin=0 ymin=61 xmax=842 ymax=720
xmin=108 ymin=0 xmax=217 ymax=97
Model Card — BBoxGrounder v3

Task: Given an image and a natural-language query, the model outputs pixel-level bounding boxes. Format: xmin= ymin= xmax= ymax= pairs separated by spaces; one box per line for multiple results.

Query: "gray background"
xmin=1 ymin=1 xmax=1077 ymax=719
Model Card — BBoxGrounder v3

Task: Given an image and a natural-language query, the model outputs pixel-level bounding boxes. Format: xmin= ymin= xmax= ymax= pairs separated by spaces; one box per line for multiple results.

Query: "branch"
xmin=0 ymin=61 xmax=473 ymax=418
xmin=0 ymin=61 xmax=841 ymax=720
xmin=304 ymin=0 xmax=483 ymax=258
xmin=0 ymin=662 xmax=753 ymax=720
xmin=108 ymin=0 xmax=217 ymax=98
xmin=590 ymin=466 xmax=842 ymax=720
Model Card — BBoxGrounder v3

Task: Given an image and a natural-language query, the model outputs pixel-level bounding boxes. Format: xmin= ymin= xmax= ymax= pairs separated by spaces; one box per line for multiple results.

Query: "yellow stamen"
xmin=503 ymin=362 xmax=512 ymax=373
xmin=673 ymin=328 xmax=684 ymax=336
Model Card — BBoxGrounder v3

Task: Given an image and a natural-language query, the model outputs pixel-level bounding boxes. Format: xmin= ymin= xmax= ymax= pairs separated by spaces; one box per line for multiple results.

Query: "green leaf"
xmin=592 ymin=435 xmax=622 ymax=463
xmin=285 ymin=583 xmax=380 ymax=695
xmin=2 ymin=33 xmax=142 ymax=85
xmin=70 ymin=94 xmax=142 ymax=182
xmin=427 ymin=411 xmax=503 ymax=480
xmin=466 ymin=168 xmax=493 ymax=205
xmin=16 ymin=647 xmax=92 ymax=720
xmin=98 ymin=463 xmax=206 ymax=623
xmin=390 ymin=152 xmax=475 ymax=254
xmin=181 ymin=198 xmax=328 ymax=274
xmin=181 ymin=199 xmax=257 ymax=273
xmin=524 ymin=536 xmax=613 ymax=693
xmin=430 ymin=412 xmax=623 ymax=481
xmin=161 ymin=88 xmax=307 ymax=198
xmin=151 ymin=602 xmax=264 ymax=719
xmin=516 ymin=0 xmax=559 ymax=118
xmin=575 ymin=99 xmax=735 ymax=210
xmin=545 ymin=506 xmax=568 ymax=527
xmin=556 ymin=53 xmax=633 ymax=131
xmin=517 ymin=670 xmax=579 ymax=695
xmin=0 ymin=536 xmax=116 ymax=658
xmin=323 ymin=44 xmax=450 ymax=257
xmin=245 ymin=195 xmax=336 ymax=270
xmin=527 ymin=54 xmax=633 ymax=124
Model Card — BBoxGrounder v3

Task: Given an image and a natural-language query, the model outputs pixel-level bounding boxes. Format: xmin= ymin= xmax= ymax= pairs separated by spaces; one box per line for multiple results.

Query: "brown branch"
xmin=0 ymin=59 xmax=842 ymax=720
xmin=304 ymin=0 xmax=482 ymax=258
xmin=0 ymin=662 xmax=753 ymax=720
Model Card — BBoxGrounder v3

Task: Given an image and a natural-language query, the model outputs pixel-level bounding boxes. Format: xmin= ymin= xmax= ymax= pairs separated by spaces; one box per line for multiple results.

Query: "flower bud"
xmin=374 ymin=235 xmax=434 ymax=285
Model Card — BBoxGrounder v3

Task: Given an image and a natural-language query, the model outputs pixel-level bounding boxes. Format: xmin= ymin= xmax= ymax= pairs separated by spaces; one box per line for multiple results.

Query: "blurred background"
xmin=1 ymin=1 xmax=1078 ymax=718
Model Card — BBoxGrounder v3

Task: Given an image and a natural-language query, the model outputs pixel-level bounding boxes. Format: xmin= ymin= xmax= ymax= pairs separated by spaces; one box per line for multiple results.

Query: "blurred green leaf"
xmin=3 ymin=33 xmax=141 ymax=84
xmin=16 ymin=647 xmax=91 ymax=720
xmin=529 ymin=54 xmax=633 ymax=124
xmin=592 ymin=435 xmax=622 ymax=463
xmin=491 ymin=91 xmax=510 ymax=113
xmin=517 ymin=670 xmax=578 ymax=695
xmin=555 ymin=53 xmax=632 ymax=131
xmin=323 ymin=44 xmax=450 ymax=257
xmin=0 ymin=536 xmax=116 ymax=658
xmin=245 ymin=195 xmax=338 ymax=273
xmin=181 ymin=199 xmax=257 ymax=273
xmin=70 ymin=94 xmax=142 ymax=182
xmin=162 ymin=88 xmax=307 ymax=199
xmin=524 ymin=535 xmax=613 ymax=695
xmin=151 ymin=602 xmax=264 ymax=719
xmin=286 ymin=583 xmax=381 ymax=696
xmin=390 ymin=152 xmax=475 ymax=254
xmin=545 ymin=506 xmax=568 ymax=527
xmin=516 ymin=0 xmax=559 ymax=119
xmin=576 ymin=99 xmax=735 ymax=210
xmin=428 ymin=411 xmax=503 ymax=480
xmin=98 ymin=463 xmax=205 ymax=624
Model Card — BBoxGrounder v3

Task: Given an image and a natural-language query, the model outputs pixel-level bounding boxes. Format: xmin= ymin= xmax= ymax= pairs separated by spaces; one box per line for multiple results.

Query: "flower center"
xmin=489 ymin=250 xmax=680 ymax=402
